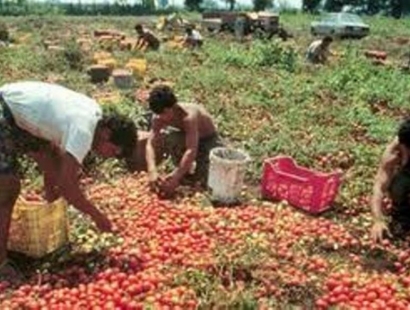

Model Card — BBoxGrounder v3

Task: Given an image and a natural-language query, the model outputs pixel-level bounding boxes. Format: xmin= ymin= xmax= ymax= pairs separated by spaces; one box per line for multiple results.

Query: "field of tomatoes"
xmin=1 ymin=12 xmax=410 ymax=309
xmin=1 ymin=173 xmax=410 ymax=309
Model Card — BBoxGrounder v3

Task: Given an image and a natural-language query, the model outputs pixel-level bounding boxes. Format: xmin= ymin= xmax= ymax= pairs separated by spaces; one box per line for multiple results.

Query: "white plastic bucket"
xmin=207 ymin=147 xmax=251 ymax=204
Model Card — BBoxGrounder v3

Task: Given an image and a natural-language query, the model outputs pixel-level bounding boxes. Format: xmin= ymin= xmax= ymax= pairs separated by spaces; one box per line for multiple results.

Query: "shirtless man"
xmin=371 ymin=119 xmax=410 ymax=242
xmin=145 ymin=85 xmax=223 ymax=196
xmin=135 ymin=24 xmax=160 ymax=51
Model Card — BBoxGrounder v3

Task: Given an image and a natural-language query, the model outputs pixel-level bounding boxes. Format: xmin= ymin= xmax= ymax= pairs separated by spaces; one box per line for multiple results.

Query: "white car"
xmin=311 ymin=13 xmax=370 ymax=39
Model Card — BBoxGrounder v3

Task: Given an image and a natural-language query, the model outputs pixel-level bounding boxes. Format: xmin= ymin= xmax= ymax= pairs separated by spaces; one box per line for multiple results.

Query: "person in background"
xmin=183 ymin=26 xmax=203 ymax=48
xmin=0 ymin=81 xmax=136 ymax=280
xmin=371 ymin=119 xmax=410 ymax=242
xmin=135 ymin=23 xmax=160 ymax=51
xmin=306 ymin=36 xmax=333 ymax=64
xmin=145 ymin=85 xmax=224 ymax=197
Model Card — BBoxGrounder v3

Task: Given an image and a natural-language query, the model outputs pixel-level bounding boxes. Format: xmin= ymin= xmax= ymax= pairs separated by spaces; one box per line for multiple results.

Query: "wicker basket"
xmin=7 ymin=197 xmax=69 ymax=258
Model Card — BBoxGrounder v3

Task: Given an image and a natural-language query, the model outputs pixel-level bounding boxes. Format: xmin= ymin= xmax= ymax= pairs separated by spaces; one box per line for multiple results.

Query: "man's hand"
xmin=371 ymin=220 xmax=391 ymax=243
xmin=135 ymin=89 xmax=150 ymax=104
xmin=92 ymin=211 xmax=112 ymax=233
xmin=159 ymin=173 xmax=180 ymax=196
xmin=148 ymin=171 xmax=160 ymax=191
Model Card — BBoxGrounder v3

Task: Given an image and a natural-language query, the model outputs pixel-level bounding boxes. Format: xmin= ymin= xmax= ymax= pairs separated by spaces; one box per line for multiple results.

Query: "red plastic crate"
xmin=261 ymin=156 xmax=342 ymax=214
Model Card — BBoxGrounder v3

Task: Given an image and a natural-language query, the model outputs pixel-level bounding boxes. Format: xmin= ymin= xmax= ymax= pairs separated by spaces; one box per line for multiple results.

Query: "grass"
xmin=2 ymin=12 xmax=409 ymax=214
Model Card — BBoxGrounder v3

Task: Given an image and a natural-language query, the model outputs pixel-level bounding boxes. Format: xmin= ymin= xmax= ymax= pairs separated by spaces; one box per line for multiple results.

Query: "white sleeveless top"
xmin=0 ymin=81 xmax=102 ymax=163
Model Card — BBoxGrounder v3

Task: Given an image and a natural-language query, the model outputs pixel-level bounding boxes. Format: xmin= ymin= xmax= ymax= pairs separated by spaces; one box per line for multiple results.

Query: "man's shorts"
xmin=0 ymin=95 xmax=49 ymax=176
xmin=162 ymin=128 xmax=224 ymax=184
xmin=388 ymin=167 xmax=410 ymax=238
xmin=0 ymin=96 xmax=19 ymax=175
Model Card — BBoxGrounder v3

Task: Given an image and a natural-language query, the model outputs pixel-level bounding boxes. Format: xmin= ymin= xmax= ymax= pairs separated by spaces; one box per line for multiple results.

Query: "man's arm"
xmin=158 ymin=116 xmax=199 ymax=196
xmin=371 ymin=163 xmax=392 ymax=221
xmin=372 ymin=140 xmax=400 ymax=215
xmin=371 ymin=139 xmax=400 ymax=241
xmin=58 ymin=153 xmax=110 ymax=229
xmin=146 ymin=118 xmax=164 ymax=184
xmin=136 ymin=35 xmax=145 ymax=49
xmin=29 ymin=146 xmax=61 ymax=202
xmin=146 ymin=132 xmax=157 ymax=175
xmin=171 ymin=116 xmax=199 ymax=181
xmin=30 ymin=148 xmax=111 ymax=231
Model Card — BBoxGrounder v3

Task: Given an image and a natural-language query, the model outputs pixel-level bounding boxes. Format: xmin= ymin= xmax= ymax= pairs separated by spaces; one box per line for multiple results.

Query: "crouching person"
xmin=145 ymin=85 xmax=224 ymax=196
xmin=306 ymin=36 xmax=333 ymax=64
xmin=183 ymin=26 xmax=203 ymax=49
xmin=0 ymin=81 xmax=136 ymax=279
xmin=371 ymin=119 xmax=410 ymax=242
xmin=135 ymin=23 xmax=160 ymax=51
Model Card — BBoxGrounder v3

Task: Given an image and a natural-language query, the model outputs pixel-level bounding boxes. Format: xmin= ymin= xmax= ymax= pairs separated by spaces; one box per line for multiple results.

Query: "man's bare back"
xmin=154 ymin=103 xmax=217 ymax=139
xmin=145 ymin=85 xmax=224 ymax=195
xmin=371 ymin=137 xmax=410 ymax=242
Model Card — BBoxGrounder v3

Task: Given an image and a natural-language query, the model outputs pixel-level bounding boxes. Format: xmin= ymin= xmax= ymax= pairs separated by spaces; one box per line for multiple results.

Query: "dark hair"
xmin=99 ymin=111 xmax=137 ymax=158
xmin=323 ymin=36 xmax=333 ymax=44
xmin=148 ymin=85 xmax=177 ymax=114
xmin=135 ymin=24 xmax=143 ymax=32
xmin=185 ymin=26 xmax=193 ymax=34
xmin=399 ymin=119 xmax=410 ymax=148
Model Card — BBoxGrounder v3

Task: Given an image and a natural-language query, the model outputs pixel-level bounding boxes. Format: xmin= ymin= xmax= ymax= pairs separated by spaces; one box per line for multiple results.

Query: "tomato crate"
xmin=8 ymin=197 xmax=69 ymax=258
xmin=261 ymin=156 xmax=342 ymax=214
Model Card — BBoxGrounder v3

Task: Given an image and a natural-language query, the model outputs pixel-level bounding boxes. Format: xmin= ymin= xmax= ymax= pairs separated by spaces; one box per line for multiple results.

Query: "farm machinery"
xmin=201 ymin=11 xmax=291 ymax=40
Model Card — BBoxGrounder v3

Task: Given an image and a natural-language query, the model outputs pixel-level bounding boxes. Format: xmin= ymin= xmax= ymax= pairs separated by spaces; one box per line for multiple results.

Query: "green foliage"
xmin=323 ymin=0 xmax=409 ymax=17
xmin=302 ymin=0 xmax=322 ymax=13
xmin=0 ymin=0 xmax=180 ymax=16
xmin=185 ymin=0 xmax=203 ymax=11
xmin=0 ymin=21 xmax=9 ymax=41
xmin=208 ymin=40 xmax=298 ymax=72
xmin=62 ymin=39 xmax=86 ymax=71
xmin=252 ymin=0 xmax=273 ymax=11
xmin=226 ymin=0 xmax=236 ymax=11
xmin=1 ymin=13 xmax=410 ymax=189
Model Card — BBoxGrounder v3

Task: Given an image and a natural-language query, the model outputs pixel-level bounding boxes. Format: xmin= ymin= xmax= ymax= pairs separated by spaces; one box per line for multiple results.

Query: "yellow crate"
xmin=94 ymin=91 xmax=122 ymax=106
xmin=93 ymin=51 xmax=113 ymax=63
xmin=97 ymin=58 xmax=117 ymax=71
xmin=7 ymin=197 xmax=69 ymax=258
xmin=125 ymin=58 xmax=147 ymax=78
xmin=167 ymin=41 xmax=184 ymax=50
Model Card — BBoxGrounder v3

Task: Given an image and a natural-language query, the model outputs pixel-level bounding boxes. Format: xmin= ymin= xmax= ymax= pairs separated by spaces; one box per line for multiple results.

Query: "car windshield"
xmin=321 ymin=13 xmax=363 ymax=24
xmin=340 ymin=14 xmax=363 ymax=23
xmin=322 ymin=14 xmax=338 ymax=23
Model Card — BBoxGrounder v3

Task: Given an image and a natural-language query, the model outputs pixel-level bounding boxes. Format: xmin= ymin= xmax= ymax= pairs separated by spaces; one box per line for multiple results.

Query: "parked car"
xmin=310 ymin=13 xmax=370 ymax=39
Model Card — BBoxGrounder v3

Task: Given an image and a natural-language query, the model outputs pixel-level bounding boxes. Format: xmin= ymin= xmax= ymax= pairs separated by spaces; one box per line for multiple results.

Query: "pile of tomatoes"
xmin=1 ymin=173 xmax=410 ymax=309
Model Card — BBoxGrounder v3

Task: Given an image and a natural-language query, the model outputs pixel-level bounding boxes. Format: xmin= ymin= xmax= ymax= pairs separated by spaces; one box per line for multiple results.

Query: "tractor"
xmin=201 ymin=11 xmax=290 ymax=41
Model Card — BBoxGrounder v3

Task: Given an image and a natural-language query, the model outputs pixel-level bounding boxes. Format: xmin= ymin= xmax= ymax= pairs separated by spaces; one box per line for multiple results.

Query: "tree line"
xmin=0 ymin=0 xmax=160 ymax=16
xmin=0 ymin=0 xmax=408 ymax=17
xmin=303 ymin=0 xmax=409 ymax=18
